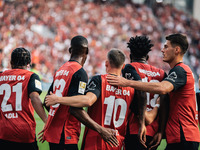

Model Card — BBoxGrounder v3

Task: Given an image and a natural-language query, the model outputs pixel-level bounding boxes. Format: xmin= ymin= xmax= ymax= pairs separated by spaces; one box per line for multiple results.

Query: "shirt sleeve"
xmin=196 ymin=92 xmax=200 ymax=110
xmin=164 ymin=66 xmax=187 ymax=91
xmin=67 ymin=68 xmax=88 ymax=96
xmin=28 ymin=73 xmax=42 ymax=95
xmin=122 ymin=64 xmax=141 ymax=81
xmin=85 ymin=75 xmax=101 ymax=99
xmin=47 ymin=82 xmax=53 ymax=95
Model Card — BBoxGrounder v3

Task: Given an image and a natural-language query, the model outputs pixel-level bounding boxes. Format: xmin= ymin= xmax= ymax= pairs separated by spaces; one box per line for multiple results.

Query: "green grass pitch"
xmin=35 ymin=92 xmax=199 ymax=150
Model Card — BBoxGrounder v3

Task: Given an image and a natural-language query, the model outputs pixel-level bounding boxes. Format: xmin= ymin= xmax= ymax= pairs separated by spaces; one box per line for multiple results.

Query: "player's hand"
xmin=106 ymin=74 xmax=128 ymax=87
xmin=38 ymin=124 xmax=46 ymax=143
xmin=138 ymin=123 xmax=147 ymax=148
xmin=148 ymin=132 xmax=162 ymax=150
xmin=100 ymin=127 xmax=119 ymax=147
xmin=45 ymin=92 xmax=58 ymax=107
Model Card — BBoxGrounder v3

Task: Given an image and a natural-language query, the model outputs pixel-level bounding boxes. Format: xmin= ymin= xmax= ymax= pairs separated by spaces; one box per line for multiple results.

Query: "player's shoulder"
xmin=75 ymin=67 xmax=88 ymax=78
xmin=90 ymin=74 xmax=102 ymax=83
xmin=2 ymin=69 xmax=33 ymax=76
xmin=174 ymin=63 xmax=192 ymax=73
xmin=169 ymin=64 xmax=187 ymax=74
xmin=125 ymin=63 xmax=137 ymax=70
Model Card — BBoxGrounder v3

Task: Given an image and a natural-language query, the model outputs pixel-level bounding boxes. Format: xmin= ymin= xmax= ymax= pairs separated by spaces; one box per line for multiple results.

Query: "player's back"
xmin=123 ymin=62 xmax=166 ymax=136
xmin=44 ymin=60 xmax=87 ymax=144
xmin=82 ymin=74 xmax=135 ymax=150
xmin=0 ymin=69 xmax=35 ymax=143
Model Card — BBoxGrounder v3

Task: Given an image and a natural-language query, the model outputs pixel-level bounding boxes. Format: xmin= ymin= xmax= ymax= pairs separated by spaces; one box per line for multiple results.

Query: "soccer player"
xmin=0 ymin=47 xmax=47 ymax=150
xmin=45 ymin=49 xmax=147 ymax=150
xmin=40 ymin=36 xmax=118 ymax=150
xmin=107 ymin=33 xmax=200 ymax=150
xmin=122 ymin=35 xmax=167 ymax=150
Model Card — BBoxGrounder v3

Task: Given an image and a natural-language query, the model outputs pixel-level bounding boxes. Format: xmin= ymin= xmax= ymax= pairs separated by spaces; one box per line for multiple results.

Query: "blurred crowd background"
xmin=0 ymin=0 xmax=199 ymax=89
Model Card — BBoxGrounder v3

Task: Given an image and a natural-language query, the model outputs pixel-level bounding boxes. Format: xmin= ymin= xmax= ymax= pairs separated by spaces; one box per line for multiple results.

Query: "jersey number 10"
xmin=104 ymin=95 xmax=127 ymax=128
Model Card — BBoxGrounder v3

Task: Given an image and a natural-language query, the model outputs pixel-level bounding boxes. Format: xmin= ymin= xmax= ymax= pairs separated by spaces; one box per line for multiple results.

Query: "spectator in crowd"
xmin=31 ymin=63 xmax=49 ymax=83
xmin=0 ymin=0 xmax=167 ymax=79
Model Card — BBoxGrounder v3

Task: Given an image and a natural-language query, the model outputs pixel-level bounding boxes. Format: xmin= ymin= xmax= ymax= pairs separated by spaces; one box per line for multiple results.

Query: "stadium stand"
xmin=0 ymin=0 xmax=199 ymax=85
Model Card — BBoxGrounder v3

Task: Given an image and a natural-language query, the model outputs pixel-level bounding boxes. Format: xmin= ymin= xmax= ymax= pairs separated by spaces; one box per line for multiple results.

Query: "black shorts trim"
xmin=0 ymin=139 xmax=38 ymax=150
xmin=125 ymin=134 xmax=157 ymax=150
xmin=165 ymin=141 xmax=199 ymax=150
xmin=49 ymin=128 xmax=78 ymax=150
xmin=49 ymin=143 xmax=78 ymax=150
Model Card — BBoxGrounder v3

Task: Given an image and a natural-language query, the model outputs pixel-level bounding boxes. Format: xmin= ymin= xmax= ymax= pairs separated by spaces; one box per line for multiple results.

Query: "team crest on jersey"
xmin=166 ymin=71 xmax=177 ymax=82
xmin=125 ymin=73 xmax=134 ymax=80
xmin=35 ymin=79 xmax=42 ymax=90
xmin=86 ymin=81 xmax=96 ymax=91
xmin=78 ymin=81 xmax=86 ymax=94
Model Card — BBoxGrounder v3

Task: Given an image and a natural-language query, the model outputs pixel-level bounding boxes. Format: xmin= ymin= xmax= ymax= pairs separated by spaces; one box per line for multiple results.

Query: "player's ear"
xmin=105 ymin=60 xmax=109 ymax=68
xmin=69 ymin=47 xmax=72 ymax=54
xmin=175 ymin=46 xmax=181 ymax=55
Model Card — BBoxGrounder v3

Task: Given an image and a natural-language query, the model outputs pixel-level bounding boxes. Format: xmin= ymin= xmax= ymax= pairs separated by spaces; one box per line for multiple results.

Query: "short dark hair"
xmin=107 ymin=49 xmax=125 ymax=68
xmin=11 ymin=47 xmax=31 ymax=69
xmin=127 ymin=35 xmax=153 ymax=58
xmin=166 ymin=33 xmax=188 ymax=54
xmin=69 ymin=35 xmax=88 ymax=57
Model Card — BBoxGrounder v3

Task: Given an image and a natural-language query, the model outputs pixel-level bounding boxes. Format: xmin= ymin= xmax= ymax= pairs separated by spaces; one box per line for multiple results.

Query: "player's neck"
xmin=12 ymin=66 xmax=27 ymax=70
xmin=107 ymin=68 xmax=121 ymax=76
xmin=169 ymin=56 xmax=183 ymax=68
xmin=131 ymin=57 xmax=147 ymax=64
xmin=70 ymin=56 xmax=83 ymax=66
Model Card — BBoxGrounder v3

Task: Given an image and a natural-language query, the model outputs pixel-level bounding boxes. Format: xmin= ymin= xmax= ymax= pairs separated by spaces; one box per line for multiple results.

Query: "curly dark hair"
xmin=11 ymin=47 xmax=31 ymax=69
xmin=127 ymin=35 xmax=153 ymax=58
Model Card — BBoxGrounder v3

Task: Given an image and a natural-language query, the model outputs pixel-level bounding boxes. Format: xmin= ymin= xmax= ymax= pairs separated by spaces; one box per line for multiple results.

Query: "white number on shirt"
xmin=104 ymin=96 xmax=127 ymax=128
xmin=142 ymin=77 xmax=159 ymax=108
xmin=0 ymin=83 xmax=22 ymax=112
xmin=52 ymin=79 xmax=66 ymax=108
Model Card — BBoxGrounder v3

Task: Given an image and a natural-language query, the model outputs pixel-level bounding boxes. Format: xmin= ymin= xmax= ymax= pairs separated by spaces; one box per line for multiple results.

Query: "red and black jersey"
xmin=43 ymin=60 xmax=88 ymax=144
xmin=164 ymin=62 xmax=200 ymax=144
xmin=122 ymin=62 xmax=166 ymax=137
xmin=81 ymin=74 xmax=135 ymax=150
xmin=0 ymin=69 xmax=42 ymax=143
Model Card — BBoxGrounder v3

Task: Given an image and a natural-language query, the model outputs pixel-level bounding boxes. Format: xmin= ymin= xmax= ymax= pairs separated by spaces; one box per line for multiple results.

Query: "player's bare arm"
xmin=45 ymin=91 xmax=119 ymax=147
xmin=107 ymin=74 xmax=174 ymax=94
xmin=134 ymin=89 xmax=147 ymax=148
xmin=29 ymin=92 xmax=47 ymax=123
xmin=69 ymin=107 xmax=119 ymax=147
xmin=45 ymin=91 xmax=97 ymax=107
xmin=149 ymin=94 xmax=169 ymax=149
xmin=145 ymin=97 xmax=160 ymax=125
